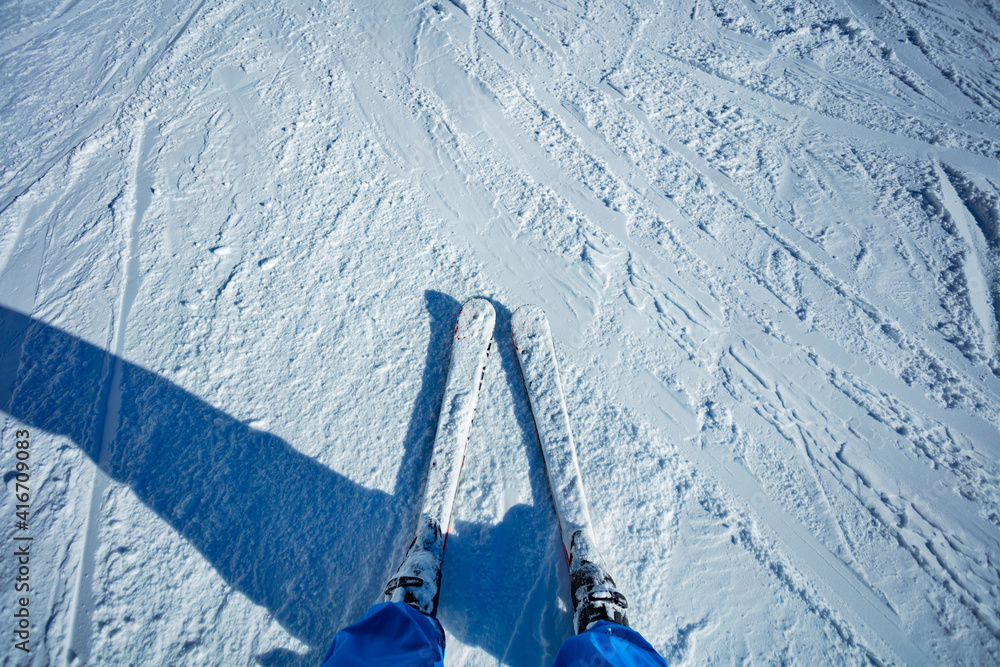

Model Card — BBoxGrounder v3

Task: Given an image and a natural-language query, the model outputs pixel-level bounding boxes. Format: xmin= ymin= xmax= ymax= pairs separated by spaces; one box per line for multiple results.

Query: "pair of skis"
xmin=384 ymin=298 xmax=628 ymax=633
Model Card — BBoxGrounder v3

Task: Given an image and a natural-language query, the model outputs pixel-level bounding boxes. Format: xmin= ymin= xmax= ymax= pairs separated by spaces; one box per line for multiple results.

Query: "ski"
xmin=511 ymin=304 xmax=594 ymax=554
xmin=384 ymin=297 xmax=495 ymax=615
xmin=511 ymin=304 xmax=630 ymax=633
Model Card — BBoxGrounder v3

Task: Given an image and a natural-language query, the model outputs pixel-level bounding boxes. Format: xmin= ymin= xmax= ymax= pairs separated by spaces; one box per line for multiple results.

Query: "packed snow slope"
xmin=2 ymin=0 xmax=1000 ymax=664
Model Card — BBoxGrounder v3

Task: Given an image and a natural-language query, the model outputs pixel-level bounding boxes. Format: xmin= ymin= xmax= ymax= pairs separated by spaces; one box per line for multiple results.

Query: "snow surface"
xmin=1 ymin=0 xmax=1000 ymax=664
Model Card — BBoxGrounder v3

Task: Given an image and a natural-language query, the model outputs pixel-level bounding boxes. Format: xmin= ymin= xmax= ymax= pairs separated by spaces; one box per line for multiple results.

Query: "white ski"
xmin=512 ymin=304 xmax=630 ymax=633
xmin=423 ymin=297 xmax=495 ymax=540
xmin=511 ymin=304 xmax=596 ymax=555
xmin=384 ymin=297 xmax=495 ymax=614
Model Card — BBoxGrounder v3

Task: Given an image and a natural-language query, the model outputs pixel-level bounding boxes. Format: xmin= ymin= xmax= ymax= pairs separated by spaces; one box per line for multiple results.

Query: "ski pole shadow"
xmin=435 ymin=301 xmax=576 ymax=667
xmin=0 ymin=291 xmax=459 ymax=666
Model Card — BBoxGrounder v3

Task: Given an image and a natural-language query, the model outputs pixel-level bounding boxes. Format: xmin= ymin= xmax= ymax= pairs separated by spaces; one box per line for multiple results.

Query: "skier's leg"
xmin=322 ymin=528 xmax=445 ymax=667
xmin=553 ymin=530 xmax=667 ymax=666
xmin=320 ymin=601 xmax=444 ymax=667
xmin=552 ymin=620 xmax=667 ymax=667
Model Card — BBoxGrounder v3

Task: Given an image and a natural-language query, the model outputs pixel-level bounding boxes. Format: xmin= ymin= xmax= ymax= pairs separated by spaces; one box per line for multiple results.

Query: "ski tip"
xmin=459 ymin=297 xmax=496 ymax=319
xmin=460 ymin=297 xmax=493 ymax=308
xmin=511 ymin=304 xmax=547 ymax=331
xmin=456 ymin=298 xmax=496 ymax=338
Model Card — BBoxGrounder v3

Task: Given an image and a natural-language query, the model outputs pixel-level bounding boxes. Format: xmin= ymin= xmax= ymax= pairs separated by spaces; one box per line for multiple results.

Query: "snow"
xmin=1 ymin=0 xmax=999 ymax=664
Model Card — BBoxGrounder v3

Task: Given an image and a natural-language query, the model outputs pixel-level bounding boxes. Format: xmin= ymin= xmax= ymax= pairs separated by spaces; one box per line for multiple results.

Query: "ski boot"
xmin=568 ymin=529 xmax=630 ymax=634
xmin=383 ymin=517 xmax=444 ymax=616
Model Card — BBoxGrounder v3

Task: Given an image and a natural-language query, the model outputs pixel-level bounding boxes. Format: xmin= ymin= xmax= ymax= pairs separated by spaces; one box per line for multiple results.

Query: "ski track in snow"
xmin=2 ymin=0 xmax=1000 ymax=664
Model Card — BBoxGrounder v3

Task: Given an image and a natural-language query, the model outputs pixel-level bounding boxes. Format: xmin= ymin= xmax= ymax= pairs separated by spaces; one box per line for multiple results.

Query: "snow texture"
xmin=1 ymin=0 xmax=1000 ymax=665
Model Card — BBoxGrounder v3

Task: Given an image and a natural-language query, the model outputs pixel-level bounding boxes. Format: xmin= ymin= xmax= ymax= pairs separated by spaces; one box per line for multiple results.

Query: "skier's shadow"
xmin=0 ymin=294 xmax=575 ymax=666
xmin=0 ymin=293 xmax=437 ymax=664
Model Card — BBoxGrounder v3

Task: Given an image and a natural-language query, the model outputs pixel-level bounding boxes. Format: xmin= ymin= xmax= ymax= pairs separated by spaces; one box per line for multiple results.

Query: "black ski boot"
xmin=568 ymin=530 xmax=630 ymax=634
xmin=383 ymin=518 xmax=444 ymax=616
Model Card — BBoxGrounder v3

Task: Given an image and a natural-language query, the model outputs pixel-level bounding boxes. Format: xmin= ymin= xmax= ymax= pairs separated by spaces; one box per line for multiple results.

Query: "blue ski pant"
xmin=321 ymin=601 xmax=667 ymax=667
